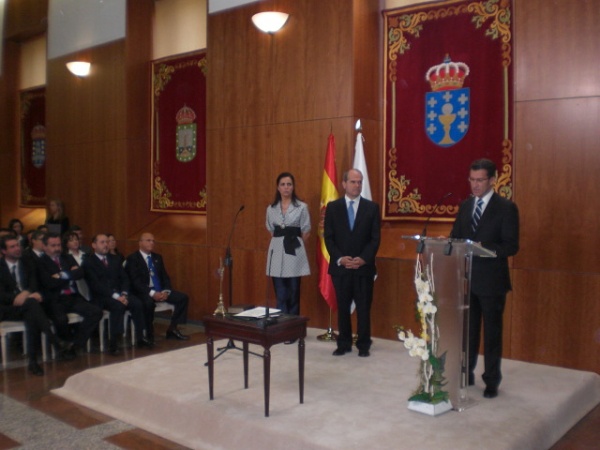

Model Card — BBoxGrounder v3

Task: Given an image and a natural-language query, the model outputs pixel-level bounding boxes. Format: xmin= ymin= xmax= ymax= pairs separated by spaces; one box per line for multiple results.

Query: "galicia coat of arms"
xmin=31 ymin=124 xmax=46 ymax=169
xmin=175 ymin=105 xmax=197 ymax=162
xmin=425 ymin=57 xmax=470 ymax=147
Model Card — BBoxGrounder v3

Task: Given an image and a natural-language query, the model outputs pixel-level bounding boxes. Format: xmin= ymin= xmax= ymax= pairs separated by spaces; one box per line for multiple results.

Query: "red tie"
xmin=102 ymin=257 xmax=108 ymax=267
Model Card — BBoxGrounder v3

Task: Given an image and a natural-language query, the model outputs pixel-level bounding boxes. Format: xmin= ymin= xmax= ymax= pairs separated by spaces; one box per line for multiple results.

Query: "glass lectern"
xmin=403 ymin=236 xmax=496 ymax=411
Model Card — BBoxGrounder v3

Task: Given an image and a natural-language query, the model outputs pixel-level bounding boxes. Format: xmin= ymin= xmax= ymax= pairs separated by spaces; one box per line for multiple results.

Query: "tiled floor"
xmin=0 ymin=319 xmax=598 ymax=449
xmin=0 ymin=318 xmax=203 ymax=449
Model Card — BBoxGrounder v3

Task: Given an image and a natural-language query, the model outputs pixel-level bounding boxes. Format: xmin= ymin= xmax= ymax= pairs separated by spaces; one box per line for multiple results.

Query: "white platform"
xmin=54 ymin=328 xmax=600 ymax=450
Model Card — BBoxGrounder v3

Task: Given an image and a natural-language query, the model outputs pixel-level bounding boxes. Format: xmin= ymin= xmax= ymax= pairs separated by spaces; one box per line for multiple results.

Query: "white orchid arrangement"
xmin=395 ymin=255 xmax=449 ymax=404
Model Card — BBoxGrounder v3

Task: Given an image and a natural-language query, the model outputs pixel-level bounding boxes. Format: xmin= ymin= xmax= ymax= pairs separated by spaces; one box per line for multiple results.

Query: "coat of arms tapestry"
xmin=383 ymin=0 xmax=513 ymax=221
xmin=151 ymin=50 xmax=207 ymax=213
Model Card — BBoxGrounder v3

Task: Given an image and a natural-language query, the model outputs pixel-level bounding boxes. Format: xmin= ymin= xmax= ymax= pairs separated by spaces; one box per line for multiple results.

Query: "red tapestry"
xmin=20 ymin=87 xmax=46 ymax=207
xmin=151 ymin=51 xmax=207 ymax=213
xmin=383 ymin=0 xmax=513 ymax=221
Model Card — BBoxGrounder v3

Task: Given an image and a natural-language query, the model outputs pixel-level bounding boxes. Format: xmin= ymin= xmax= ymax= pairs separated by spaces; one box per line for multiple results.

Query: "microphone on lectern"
xmin=416 ymin=192 xmax=452 ymax=254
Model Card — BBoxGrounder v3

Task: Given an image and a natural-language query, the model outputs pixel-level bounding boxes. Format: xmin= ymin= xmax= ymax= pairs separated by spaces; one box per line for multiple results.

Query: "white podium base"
xmin=408 ymin=400 xmax=453 ymax=416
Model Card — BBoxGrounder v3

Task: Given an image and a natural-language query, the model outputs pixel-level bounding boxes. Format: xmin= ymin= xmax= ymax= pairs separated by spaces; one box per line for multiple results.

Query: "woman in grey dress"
xmin=266 ymin=172 xmax=311 ymax=319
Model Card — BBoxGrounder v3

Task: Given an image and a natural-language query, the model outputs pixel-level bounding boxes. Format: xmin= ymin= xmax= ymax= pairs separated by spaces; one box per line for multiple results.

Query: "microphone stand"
xmin=416 ymin=192 xmax=452 ymax=254
xmin=213 ymin=205 xmax=264 ymax=361
xmin=260 ymin=249 xmax=278 ymax=328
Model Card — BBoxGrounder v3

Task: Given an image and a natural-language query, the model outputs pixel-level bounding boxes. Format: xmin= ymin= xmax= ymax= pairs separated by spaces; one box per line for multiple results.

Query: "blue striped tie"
xmin=471 ymin=198 xmax=484 ymax=233
xmin=347 ymin=200 xmax=355 ymax=230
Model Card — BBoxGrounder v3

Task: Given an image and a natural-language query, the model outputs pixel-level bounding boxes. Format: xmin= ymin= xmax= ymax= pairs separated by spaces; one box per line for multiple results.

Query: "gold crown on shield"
xmin=176 ymin=105 xmax=196 ymax=125
xmin=31 ymin=124 xmax=46 ymax=140
xmin=425 ymin=55 xmax=470 ymax=92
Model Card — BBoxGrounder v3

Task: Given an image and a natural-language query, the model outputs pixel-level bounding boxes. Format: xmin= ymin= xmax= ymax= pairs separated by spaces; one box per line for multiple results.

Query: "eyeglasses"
xmin=468 ymin=177 xmax=489 ymax=184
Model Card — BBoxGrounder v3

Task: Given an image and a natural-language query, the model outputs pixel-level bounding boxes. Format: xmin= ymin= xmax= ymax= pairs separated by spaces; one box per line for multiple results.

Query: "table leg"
xmin=207 ymin=336 xmax=214 ymax=400
xmin=263 ymin=347 xmax=271 ymax=417
xmin=243 ymin=341 xmax=249 ymax=389
xmin=299 ymin=337 xmax=305 ymax=404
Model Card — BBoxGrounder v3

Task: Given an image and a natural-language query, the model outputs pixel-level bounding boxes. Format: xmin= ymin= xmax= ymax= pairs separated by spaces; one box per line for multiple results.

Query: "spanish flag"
xmin=317 ymin=133 xmax=339 ymax=310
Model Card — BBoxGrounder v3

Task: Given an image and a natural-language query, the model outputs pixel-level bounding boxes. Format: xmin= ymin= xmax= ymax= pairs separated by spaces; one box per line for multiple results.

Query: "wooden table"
xmin=203 ymin=314 xmax=309 ymax=417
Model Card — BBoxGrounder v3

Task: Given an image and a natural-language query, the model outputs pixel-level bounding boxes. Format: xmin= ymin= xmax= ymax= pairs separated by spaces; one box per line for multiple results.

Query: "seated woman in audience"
xmin=107 ymin=233 xmax=125 ymax=265
xmin=8 ymin=218 xmax=28 ymax=248
xmin=62 ymin=231 xmax=91 ymax=301
xmin=45 ymin=198 xmax=70 ymax=235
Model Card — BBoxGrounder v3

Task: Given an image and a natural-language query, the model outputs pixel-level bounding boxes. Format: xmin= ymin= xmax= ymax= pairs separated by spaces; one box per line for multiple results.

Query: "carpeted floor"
xmin=53 ymin=328 xmax=600 ymax=450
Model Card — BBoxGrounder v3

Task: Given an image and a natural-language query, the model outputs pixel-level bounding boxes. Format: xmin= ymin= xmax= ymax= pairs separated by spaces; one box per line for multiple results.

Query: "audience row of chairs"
xmin=1 ymin=302 xmax=175 ymax=368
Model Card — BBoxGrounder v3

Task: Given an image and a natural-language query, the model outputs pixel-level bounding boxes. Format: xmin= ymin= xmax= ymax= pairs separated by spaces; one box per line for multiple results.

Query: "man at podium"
xmin=450 ymin=158 xmax=519 ymax=399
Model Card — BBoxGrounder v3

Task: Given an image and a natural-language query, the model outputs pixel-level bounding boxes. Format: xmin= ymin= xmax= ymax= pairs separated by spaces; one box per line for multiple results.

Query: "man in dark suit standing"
xmin=324 ymin=169 xmax=381 ymax=357
xmin=451 ymin=158 xmax=519 ymax=399
xmin=83 ymin=234 xmax=152 ymax=355
xmin=36 ymin=232 xmax=102 ymax=357
xmin=0 ymin=236 xmax=72 ymax=375
xmin=125 ymin=233 xmax=189 ymax=342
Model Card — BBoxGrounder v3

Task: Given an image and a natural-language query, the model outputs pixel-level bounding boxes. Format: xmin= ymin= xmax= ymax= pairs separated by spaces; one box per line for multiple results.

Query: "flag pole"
xmin=317 ymin=308 xmax=338 ymax=341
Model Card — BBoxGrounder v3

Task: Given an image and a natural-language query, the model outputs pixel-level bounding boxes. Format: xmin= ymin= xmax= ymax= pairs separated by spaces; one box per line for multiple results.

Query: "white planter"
xmin=408 ymin=400 xmax=453 ymax=416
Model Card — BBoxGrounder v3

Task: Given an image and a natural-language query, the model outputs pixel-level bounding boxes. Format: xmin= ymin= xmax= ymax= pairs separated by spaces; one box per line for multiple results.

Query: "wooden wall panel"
xmin=510 ymin=269 xmax=600 ymax=372
xmin=515 ymin=0 xmax=600 ymax=101
xmin=3 ymin=0 xmax=47 ymax=41
xmin=207 ymin=0 xmax=354 ymax=130
xmin=0 ymin=41 xmax=20 ymax=220
xmin=514 ymin=97 xmax=600 ymax=272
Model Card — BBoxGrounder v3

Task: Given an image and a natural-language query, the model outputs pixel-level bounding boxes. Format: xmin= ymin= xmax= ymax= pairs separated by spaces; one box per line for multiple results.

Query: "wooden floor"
xmin=0 ymin=321 xmax=598 ymax=449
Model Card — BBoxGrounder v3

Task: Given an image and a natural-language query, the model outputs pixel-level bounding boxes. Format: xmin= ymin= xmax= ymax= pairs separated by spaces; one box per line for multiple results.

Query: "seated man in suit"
xmin=22 ymin=229 xmax=46 ymax=263
xmin=83 ymin=234 xmax=152 ymax=355
xmin=36 ymin=232 xmax=102 ymax=357
xmin=125 ymin=233 xmax=189 ymax=342
xmin=0 ymin=235 xmax=72 ymax=375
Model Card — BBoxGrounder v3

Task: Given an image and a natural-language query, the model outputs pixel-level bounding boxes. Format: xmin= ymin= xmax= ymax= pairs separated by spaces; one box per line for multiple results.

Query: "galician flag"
xmin=353 ymin=130 xmax=372 ymax=200
xmin=317 ymin=133 xmax=339 ymax=311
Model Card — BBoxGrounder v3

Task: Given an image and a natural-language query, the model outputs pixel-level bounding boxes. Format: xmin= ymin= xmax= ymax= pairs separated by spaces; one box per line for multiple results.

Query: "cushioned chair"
xmin=0 ymin=321 xmax=28 ymax=368
xmin=123 ymin=302 xmax=175 ymax=344
xmin=44 ymin=313 xmax=89 ymax=360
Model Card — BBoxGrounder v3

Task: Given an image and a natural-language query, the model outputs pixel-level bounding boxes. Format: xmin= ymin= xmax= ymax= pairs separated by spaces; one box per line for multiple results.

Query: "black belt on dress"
xmin=273 ymin=226 xmax=302 ymax=255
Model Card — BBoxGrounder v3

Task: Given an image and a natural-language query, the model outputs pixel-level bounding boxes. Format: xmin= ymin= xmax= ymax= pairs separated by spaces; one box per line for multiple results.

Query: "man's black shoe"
xmin=483 ymin=387 xmax=498 ymax=398
xmin=166 ymin=329 xmax=189 ymax=340
xmin=137 ymin=337 xmax=154 ymax=349
xmin=358 ymin=350 xmax=370 ymax=357
xmin=332 ymin=347 xmax=352 ymax=356
xmin=28 ymin=361 xmax=44 ymax=376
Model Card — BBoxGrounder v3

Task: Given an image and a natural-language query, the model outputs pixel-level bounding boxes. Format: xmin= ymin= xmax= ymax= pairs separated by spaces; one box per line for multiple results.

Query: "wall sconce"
xmin=66 ymin=61 xmax=91 ymax=77
xmin=251 ymin=12 xmax=289 ymax=34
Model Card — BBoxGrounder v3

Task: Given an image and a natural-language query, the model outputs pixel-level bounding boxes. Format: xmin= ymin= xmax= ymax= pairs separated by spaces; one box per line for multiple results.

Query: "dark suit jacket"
xmin=124 ymin=251 xmax=173 ymax=297
xmin=324 ymin=196 xmax=381 ymax=277
xmin=0 ymin=258 xmax=39 ymax=320
xmin=450 ymin=192 xmax=519 ymax=296
xmin=37 ymin=253 xmax=84 ymax=302
xmin=83 ymin=253 xmax=130 ymax=301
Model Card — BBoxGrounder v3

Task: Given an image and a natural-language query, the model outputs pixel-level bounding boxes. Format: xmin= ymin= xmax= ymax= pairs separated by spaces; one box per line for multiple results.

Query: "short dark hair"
xmin=0 ymin=235 xmax=18 ymax=251
xmin=470 ymin=159 xmax=497 ymax=179
xmin=42 ymin=232 xmax=61 ymax=245
xmin=91 ymin=233 xmax=108 ymax=243
xmin=31 ymin=230 xmax=46 ymax=241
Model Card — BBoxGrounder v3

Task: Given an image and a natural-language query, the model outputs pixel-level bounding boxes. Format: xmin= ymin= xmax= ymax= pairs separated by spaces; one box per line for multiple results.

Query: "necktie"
xmin=471 ymin=198 xmax=484 ymax=233
xmin=102 ymin=257 xmax=108 ymax=267
xmin=11 ymin=264 xmax=21 ymax=292
xmin=147 ymin=255 xmax=162 ymax=291
xmin=348 ymin=200 xmax=355 ymax=230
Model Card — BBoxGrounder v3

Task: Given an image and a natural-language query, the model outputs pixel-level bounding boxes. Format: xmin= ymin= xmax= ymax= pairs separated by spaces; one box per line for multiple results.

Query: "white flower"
xmin=421 ymin=303 xmax=437 ymax=315
xmin=418 ymin=292 xmax=434 ymax=303
xmin=415 ymin=277 xmax=429 ymax=294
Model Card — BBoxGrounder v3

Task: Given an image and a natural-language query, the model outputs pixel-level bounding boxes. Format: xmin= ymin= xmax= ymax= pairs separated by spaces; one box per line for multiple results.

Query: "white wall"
xmin=20 ymin=36 xmax=47 ymax=90
xmin=154 ymin=0 xmax=207 ymax=60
